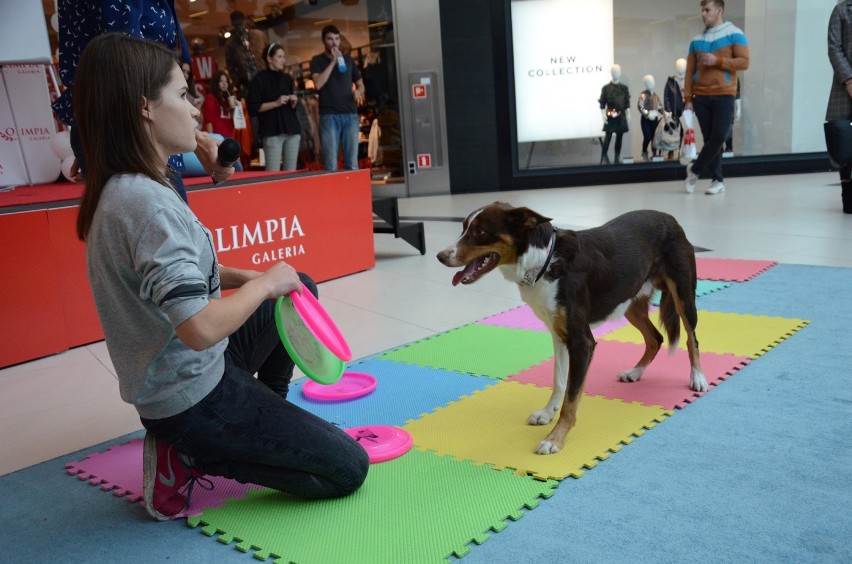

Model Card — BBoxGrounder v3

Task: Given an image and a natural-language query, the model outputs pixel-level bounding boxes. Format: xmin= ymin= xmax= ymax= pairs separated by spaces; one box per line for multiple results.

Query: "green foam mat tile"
xmin=405 ymin=381 xmax=672 ymax=481
xmin=380 ymin=323 xmax=553 ymax=379
xmin=187 ymin=449 xmax=557 ymax=563
xmin=601 ymin=310 xmax=809 ymax=358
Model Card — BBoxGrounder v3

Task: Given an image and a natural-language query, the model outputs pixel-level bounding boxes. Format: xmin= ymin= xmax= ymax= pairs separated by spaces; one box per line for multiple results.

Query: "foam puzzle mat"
xmin=286 ymin=358 xmax=495 ymax=428
xmin=187 ymin=448 xmax=557 ymax=563
xmin=601 ymin=310 xmax=809 ymax=358
xmin=62 ymin=257 xmax=812 ymax=563
xmin=65 ymin=439 xmax=259 ymax=518
xmin=507 ymin=340 xmax=751 ymax=409
xmin=380 ymin=323 xmax=554 ymax=379
xmin=695 ymin=257 xmax=777 ymax=282
xmin=405 ymin=381 xmax=672 ymax=480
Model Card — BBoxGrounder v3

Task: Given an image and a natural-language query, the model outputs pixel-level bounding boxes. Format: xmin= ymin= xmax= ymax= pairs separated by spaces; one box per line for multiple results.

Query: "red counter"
xmin=0 ymin=170 xmax=374 ymax=368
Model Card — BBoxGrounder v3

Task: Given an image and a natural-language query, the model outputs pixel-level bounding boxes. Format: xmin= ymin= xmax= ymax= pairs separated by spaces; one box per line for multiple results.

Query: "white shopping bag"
xmin=680 ymin=109 xmax=697 ymax=162
xmin=232 ymin=101 xmax=247 ymax=130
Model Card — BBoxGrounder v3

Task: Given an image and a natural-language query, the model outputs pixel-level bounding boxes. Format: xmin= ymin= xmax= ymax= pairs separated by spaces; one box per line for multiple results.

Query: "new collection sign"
xmin=512 ymin=0 xmax=614 ymax=143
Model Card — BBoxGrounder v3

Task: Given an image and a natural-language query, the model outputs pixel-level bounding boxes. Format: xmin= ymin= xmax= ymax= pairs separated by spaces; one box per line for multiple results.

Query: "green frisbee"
xmin=274 ymin=288 xmax=347 ymax=385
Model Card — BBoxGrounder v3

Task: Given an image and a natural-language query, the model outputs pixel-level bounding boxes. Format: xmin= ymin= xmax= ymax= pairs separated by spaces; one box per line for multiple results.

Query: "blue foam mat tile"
xmin=287 ymin=358 xmax=496 ymax=428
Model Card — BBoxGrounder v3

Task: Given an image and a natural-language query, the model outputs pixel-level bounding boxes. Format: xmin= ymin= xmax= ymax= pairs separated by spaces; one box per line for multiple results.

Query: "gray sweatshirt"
xmin=86 ymin=173 xmax=225 ymax=419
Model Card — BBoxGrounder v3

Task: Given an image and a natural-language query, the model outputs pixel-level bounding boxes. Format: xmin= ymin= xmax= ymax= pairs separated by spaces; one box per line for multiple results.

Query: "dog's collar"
xmin=521 ymin=228 xmax=557 ymax=286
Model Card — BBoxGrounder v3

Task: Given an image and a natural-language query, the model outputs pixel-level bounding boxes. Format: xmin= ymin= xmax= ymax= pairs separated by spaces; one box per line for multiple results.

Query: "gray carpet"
xmin=1 ymin=264 xmax=850 ymax=563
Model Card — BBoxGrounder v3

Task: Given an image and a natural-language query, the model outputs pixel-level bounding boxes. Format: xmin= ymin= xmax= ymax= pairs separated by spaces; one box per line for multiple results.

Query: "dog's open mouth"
xmin=452 ymin=253 xmax=499 ymax=286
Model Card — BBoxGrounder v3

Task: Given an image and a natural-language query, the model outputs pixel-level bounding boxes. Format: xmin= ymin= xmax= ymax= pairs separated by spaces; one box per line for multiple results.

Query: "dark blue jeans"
xmin=692 ymin=95 xmax=735 ymax=182
xmin=141 ymin=274 xmax=369 ymax=498
xmin=320 ymin=113 xmax=359 ymax=171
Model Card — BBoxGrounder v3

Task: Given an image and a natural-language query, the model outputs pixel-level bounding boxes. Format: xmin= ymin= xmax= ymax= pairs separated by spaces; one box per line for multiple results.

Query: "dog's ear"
xmin=507 ymin=207 xmax=553 ymax=230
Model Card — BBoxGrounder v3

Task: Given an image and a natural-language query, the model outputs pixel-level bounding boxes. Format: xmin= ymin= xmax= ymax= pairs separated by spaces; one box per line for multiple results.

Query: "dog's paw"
xmin=618 ymin=367 xmax=644 ymax=383
xmin=527 ymin=409 xmax=555 ymax=426
xmin=534 ymin=440 xmax=562 ymax=455
xmin=690 ymin=368 xmax=708 ymax=392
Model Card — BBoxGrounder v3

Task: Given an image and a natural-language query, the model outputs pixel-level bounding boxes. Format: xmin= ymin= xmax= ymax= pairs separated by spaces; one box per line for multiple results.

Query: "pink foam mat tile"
xmin=65 ymin=439 xmax=260 ymax=518
xmin=696 ymin=257 xmax=778 ymax=282
xmin=478 ymin=305 xmax=630 ymax=338
xmin=477 ymin=305 xmax=546 ymax=331
xmin=507 ymin=340 xmax=751 ymax=410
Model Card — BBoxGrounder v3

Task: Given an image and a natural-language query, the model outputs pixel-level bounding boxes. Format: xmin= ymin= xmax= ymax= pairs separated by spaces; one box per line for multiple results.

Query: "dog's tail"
xmin=658 ymin=288 xmax=682 ymax=353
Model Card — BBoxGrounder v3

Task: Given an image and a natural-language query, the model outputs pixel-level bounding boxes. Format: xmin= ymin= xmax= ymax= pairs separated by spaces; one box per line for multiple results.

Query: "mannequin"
xmin=663 ymin=58 xmax=687 ymax=159
xmin=664 ymin=58 xmax=686 ymax=119
xmin=637 ymin=74 xmax=663 ymax=160
xmin=598 ymin=64 xmax=630 ymax=165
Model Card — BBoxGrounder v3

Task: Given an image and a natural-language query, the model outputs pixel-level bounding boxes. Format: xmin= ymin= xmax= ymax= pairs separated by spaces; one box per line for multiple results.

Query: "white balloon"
xmin=61 ymin=156 xmax=77 ymax=182
xmin=51 ymin=13 xmax=59 ymax=33
xmin=50 ymin=130 xmax=73 ymax=160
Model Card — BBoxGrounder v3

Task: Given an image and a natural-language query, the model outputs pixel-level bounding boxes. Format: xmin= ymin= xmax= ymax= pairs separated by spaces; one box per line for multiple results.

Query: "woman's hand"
xmin=194 ymin=130 xmax=235 ymax=183
xmin=256 ymin=261 xmax=303 ymax=300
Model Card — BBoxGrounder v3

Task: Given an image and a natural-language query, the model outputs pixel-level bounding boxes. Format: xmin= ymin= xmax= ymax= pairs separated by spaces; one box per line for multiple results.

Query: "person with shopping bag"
xmin=826 ymin=0 xmax=852 ymax=214
xmin=682 ymin=0 xmax=749 ymax=195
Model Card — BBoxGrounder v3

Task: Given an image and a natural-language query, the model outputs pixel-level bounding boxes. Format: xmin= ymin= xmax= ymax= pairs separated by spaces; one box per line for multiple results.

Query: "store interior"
xmin=38 ymin=0 xmax=405 ymax=183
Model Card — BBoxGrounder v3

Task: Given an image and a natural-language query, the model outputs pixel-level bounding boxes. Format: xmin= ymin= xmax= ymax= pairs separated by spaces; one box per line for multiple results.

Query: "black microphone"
xmin=217 ymin=137 xmax=241 ymax=167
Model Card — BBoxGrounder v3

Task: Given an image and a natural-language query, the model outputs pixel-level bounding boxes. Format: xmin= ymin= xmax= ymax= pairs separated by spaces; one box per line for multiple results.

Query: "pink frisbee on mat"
xmin=344 ymin=425 xmax=413 ymax=463
xmin=302 ymin=371 xmax=377 ymax=401
xmin=274 ymin=283 xmax=352 ymax=385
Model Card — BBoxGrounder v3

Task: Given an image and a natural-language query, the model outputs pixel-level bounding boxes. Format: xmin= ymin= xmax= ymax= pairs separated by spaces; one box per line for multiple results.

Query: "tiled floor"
xmin=1 ymin=171 xmax=849 ymax=476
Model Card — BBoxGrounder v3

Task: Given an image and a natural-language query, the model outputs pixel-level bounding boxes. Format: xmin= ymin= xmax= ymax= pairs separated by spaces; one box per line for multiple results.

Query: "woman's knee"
xmin=336 ymin=443 xmax=370 ymax=496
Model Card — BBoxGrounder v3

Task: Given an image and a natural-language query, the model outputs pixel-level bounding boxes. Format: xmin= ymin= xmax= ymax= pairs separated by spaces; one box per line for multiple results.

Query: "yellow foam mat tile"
xmin=600 ymin=310 xmax=809 ymax=358
xmin=405 ymin=381 xmax=671 ymax=481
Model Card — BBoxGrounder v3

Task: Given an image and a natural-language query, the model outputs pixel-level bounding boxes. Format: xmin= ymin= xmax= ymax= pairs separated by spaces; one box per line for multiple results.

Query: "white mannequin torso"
xmin=602 ymin=64 xmax=630 ymax=123
xmin=640 ymin=74 xmax=660 ymax=120
xmin=674 ymin=58 xmax=686 ymax=91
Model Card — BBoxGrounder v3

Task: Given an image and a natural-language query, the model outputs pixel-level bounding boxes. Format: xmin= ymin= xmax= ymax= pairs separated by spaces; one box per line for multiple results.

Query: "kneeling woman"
xmin=248 ymin=43 xmax=302 ymax=171
xmin=73 ymin=34 xmax=368 ymax=521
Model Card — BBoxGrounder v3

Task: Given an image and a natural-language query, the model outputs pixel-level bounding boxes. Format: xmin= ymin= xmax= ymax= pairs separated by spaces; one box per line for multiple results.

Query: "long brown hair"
xmin=209 ymin=70 xmax=233 ymax=107
xmin=74 ymin=33 xmax=178 ymax=241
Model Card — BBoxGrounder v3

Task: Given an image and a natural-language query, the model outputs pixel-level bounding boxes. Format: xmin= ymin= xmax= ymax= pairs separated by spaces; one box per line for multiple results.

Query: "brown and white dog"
xmin=437 ymin=203 xmax=707 ymax=455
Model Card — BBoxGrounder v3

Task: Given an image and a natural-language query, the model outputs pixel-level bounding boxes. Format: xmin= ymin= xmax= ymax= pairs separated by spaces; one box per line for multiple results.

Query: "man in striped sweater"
xmin=683 ymin=0 xmax=750 ymax=195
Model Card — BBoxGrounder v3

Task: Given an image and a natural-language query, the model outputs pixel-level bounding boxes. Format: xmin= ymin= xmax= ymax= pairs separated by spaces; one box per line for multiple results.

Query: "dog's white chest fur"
xmin=499 ymin=246 xmax=560 ymax=330
xmin=518 ymin=278 xmax=559 ymax=330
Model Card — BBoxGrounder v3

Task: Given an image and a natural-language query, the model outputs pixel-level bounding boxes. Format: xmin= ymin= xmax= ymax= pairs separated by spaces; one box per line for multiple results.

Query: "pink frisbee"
xmin=290 ymin=284 xmax=352 ymax=361
xmin=275 ymin=285 xmax=350 ymax=384
xmin=344 ymin=426 xmax=413 ymax=463
xmin=302 ymin=371 xmax=377 ymax=401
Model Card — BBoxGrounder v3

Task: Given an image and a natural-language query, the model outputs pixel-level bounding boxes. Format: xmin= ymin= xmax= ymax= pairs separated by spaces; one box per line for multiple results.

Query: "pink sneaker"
xmin=142 ymin=433 xmax=198 ymax=520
